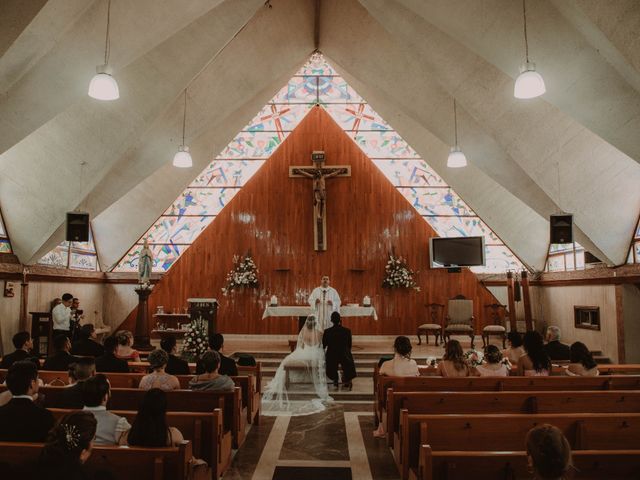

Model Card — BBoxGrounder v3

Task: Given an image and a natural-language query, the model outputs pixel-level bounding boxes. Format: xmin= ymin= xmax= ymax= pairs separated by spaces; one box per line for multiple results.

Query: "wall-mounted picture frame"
xmin=3 ymin=280 xmax=15 ymax=297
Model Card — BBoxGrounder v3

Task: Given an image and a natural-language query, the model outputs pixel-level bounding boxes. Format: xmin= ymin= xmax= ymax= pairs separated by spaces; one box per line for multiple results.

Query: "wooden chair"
xmin=482 ymin=303 xmax=507 ymax=348
xmin=444 ymin=295 xmax=475 ymax=349
xmin=417 ymin=303 xmax=444 ymax=346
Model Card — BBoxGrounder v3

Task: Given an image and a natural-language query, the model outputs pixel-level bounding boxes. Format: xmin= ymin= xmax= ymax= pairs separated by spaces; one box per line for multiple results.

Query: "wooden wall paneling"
xmin=119 ymin=107 xmax=498 ymax=336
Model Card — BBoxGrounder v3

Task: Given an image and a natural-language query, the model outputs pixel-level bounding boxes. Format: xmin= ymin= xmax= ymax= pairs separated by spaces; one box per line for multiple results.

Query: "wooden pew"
xmin=399 ymin=412 xmax=640 ymax=480
xmin=375 ymin=374 xmax=640 ymax=424
xmin=386 ymin=389 xmax=640 ymax=450
xmin=49 ymin=408 xmax=230 ymax=479
xmin=0 ymin=441 xmax=193 ymax=480
xmin=0 ymin=368 xmax=260 ymax=426
xmin=416 ymin=447 xmax=640 ymax=480
xmin=414 ymin=363 xmax=640 ymax=377
xmin=0 ymin=385 xmax=247 ymax=450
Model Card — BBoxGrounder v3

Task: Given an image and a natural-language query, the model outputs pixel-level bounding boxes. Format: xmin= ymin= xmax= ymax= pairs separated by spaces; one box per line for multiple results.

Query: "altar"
xmin=262 ymin=305 xmax=378 ymax=330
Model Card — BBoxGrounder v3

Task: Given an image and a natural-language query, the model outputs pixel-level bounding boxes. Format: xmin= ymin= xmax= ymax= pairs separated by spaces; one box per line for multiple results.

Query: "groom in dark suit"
xmin=322 ymin=312 xmax=357 ymax=389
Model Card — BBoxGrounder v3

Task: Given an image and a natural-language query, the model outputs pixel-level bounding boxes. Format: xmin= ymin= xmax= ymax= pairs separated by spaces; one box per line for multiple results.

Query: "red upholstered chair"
xmin=417 ymin=303 xmax=444 ymax=346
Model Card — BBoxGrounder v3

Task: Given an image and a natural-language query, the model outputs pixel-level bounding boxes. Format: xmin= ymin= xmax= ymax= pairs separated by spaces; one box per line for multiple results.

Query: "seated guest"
xmin=189 ymin=351 xmax=234 ymax=392
xmin=82 ymin=374 xmax=131 ymax=445
xmin=0 ymin=361 xmax=54 ymax=442
xmin=474 ymin=345 xmax=510 ymax=377
xmin=95 ymin=336 xmax=129 ymax=373
xmin=0 ymin=331 xmax=35 ymax=368
xmin=33 ymin=411 xmax=98 ymax=480
xmin=196 ymin=333 xmax=237 ymax=376
xmin=139 ymin=349 xmax=180 ymax=391
xmin=72 ymin=323 xmax=105 ymax=357
xmin=115 ymin=330 xmax=141 ymax=362
xmin=43 ymin=334 xmax=80 ymax=371
xmin=161 ymin=335 xmax=190 ymax=375
xmin=526 ymin=424 xmax=572 ymax=480
xmin=566 ymin=341 xmax=599 ymax=377
xmin=543 ymin=326 xmax=571 ymax=361
xmin=123 ymin=388 xmax=184 ymax=447
xmin=374 ymin=336 xmax=419 ymax=438
xmin=57 ymin=357 xmax=96 ymax=408
xmin=503 ymin=331 xmax=525 ymax=365
xmin=379 ymin=336 xmax=420 ymax=376
xmin=436 ymin=339 xmax=471 ymax=377
xmin=517 ymin=331 xmax=551 ymax=376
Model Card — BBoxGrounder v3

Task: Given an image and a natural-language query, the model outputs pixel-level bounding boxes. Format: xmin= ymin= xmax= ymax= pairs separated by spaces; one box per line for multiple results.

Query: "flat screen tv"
xmin=429 ymin=236 xmax=485 ymax=268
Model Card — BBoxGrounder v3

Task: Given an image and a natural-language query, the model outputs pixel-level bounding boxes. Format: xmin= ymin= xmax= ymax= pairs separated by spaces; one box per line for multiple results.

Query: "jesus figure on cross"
xmin=290 ymin=151 xmax=350 ymax=251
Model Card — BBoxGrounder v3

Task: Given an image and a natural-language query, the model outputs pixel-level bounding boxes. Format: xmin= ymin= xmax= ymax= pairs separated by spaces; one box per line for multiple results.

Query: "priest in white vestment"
xmin=308 ymin=276 xmax=341 ymax=330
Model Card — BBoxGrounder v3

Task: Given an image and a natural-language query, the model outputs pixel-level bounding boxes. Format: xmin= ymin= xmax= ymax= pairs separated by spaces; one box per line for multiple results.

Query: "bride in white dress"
xmin=262 ymin=315 xmax=332 ymax=416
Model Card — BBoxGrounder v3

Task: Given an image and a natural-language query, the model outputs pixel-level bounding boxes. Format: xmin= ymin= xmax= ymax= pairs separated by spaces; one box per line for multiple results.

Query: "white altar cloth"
xmin=262 ymin=305 xmax=378 ymax=321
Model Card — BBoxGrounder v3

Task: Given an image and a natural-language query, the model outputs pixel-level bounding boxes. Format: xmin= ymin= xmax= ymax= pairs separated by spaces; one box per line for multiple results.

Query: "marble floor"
xmin=223 ymin=403 xmax=398 ymax=480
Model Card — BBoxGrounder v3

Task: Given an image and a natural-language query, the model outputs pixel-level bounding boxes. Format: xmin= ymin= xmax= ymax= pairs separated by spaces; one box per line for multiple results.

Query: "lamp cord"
xmin=522 ymin=0 xmax=529 ymax=63
xmin=104 ymin=0 xmax=111 ymax=65
xmin=182 ymin=89 xmax=187 ymax=146
xmin=453 ymin=98 xmax=458 ymax=146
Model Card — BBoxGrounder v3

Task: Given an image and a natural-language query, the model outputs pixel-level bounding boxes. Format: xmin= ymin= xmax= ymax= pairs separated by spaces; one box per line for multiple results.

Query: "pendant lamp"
xmin=514 ymin=0 xmax=546 ymax=99
xmin=88 ymin=0 xmax=119 ymax=100
xmin=173 ymin=90 xmax=193 ymax=168
xmin=447 ymin=99 xmax=467 ymax=168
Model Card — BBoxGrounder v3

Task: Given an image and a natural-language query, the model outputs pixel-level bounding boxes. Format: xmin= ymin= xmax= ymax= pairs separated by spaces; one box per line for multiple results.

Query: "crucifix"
xmin=289 ymin=151 xmax=351 ymax=251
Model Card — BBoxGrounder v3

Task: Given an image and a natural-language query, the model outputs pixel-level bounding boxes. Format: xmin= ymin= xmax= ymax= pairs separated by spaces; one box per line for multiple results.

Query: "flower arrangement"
xmin=181 ymin=318 xmax=208 ymax=362
xmin=221 ymin=253 xmax=259 ymax=295
xmin=464 ymin=349 xmax=484 ymax=367
xmin=382 ymin=253 xmax=420 ymax=291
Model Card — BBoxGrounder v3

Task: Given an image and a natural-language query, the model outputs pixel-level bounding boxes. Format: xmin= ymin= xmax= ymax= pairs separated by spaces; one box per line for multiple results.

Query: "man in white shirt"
xmin=308 ymin=276 xmax=341 ymax=330
xmin=82 ymin=374 xmax=131 ymax=445
xmin=52 ymin=292 xmax=74 ymax=338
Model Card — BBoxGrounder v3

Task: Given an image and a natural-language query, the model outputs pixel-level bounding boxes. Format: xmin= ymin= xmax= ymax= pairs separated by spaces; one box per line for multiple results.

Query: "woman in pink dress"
xmin=474 ymin=345 xmax=510 ymax=377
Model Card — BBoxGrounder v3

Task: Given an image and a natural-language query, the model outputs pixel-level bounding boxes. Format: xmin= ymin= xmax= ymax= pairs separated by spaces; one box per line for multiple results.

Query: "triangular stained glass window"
xmin=0 ymin=208 xmax=12 ymax=254
xmin=38 ymin=227 xmax=100 ymax=271
xmin=113 ymin=53 xmax=524 ymax=274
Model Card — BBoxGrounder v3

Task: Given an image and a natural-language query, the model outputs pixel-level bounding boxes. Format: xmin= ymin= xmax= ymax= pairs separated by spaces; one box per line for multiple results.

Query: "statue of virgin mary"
xmin=138 ymin=238 xmax=153 ymax=286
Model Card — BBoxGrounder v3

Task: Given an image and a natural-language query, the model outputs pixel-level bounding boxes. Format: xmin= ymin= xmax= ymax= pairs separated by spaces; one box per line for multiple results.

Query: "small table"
xmin=262 ymin=305 xmax=378 ymax=330
xmin=152 ymin=314 xmax=190 ymax=338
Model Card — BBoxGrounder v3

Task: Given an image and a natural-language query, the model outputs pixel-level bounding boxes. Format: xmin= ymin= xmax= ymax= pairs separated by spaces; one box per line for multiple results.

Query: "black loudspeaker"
xmin=550 ymin=214 xmax=573 ymax=244
xmin=66 ymin=212 xmax=90 ymax=242
xmin=514 ymin=280 xmax=522 ymax=302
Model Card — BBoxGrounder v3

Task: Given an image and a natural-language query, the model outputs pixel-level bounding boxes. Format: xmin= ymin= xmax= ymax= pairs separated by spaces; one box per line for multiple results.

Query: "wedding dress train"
xmin=262 ymin=315 xmax=332 ymax=416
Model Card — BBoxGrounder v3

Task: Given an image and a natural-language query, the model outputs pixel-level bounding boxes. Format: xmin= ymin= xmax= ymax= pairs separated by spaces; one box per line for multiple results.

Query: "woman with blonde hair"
xmin=436 ymin=339 xmax=471 ymax=377
xmin=114 ymin=330 xmax=141 ymax=363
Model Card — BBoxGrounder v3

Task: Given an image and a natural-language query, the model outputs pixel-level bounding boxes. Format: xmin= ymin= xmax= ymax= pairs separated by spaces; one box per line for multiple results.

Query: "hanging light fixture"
xmin=173 ymin=89 xmax=193 ymax=168
xmin=88 ymin=0 xmax=119 ymax=100
xmin=514 ymin=0 xmax=546 ymax=99
xmin=447 ymin=98 xmax=467 ymax=168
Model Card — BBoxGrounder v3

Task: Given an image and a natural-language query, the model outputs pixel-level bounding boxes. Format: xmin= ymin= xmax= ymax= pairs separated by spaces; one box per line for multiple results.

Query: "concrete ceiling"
xmin=1 ymin=0 xmax=639 ymax=272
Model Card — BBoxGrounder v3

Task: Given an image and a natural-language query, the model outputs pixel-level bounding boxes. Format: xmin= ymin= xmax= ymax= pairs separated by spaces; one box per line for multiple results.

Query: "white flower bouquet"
xmin=382 ymin=253 xmax=420 ymax=291
xmin=221 ymin=253 xmax=259 ymax=295
xmin=181 ymin=318 xmax=208 ymax=361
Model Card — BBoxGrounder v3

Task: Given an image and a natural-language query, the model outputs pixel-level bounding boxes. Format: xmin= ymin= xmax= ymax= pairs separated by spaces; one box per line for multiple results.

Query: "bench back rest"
xmin=404 ymin=412 xmax=640 ymax=470
xmin=0 ymin=441 xmax=191 ymax=480
xmin=389 ymin=390 xmax=640 ymax=439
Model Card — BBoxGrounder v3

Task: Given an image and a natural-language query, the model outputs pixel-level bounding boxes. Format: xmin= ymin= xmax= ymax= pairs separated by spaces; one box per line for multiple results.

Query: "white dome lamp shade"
xmin=514 ymin=62 xmax=546 ymax=99
xmin=88 ymin=0 xmax=119 ymax=101
xmin=173 ymin=145 xmax=193 ymax=168
xmin=514 ymin=0 xmax=545 ymax=100
xmin=172 ymin=89 xmax=193 ymax=168
xmin=88 ymin=65 xmax=119 ymax=101
xmin=447 ymin=98 xmax=467 ymax=168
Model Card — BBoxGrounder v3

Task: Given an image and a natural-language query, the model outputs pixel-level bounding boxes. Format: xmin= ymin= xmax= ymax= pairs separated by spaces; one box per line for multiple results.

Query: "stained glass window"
xmin=0 ymin=208 xmax=12 ymax=254
xmin=38 ymin=229 xmax=100 ymax=271
xmin=545 ymin=242 xmax=585 ymax=272
xmin=113 ymin=53 xmax=524 ymax=274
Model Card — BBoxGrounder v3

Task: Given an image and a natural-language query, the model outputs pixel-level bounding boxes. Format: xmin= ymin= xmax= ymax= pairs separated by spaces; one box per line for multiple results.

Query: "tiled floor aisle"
xmin=223 ymin=403 xmax=399 ymax=480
